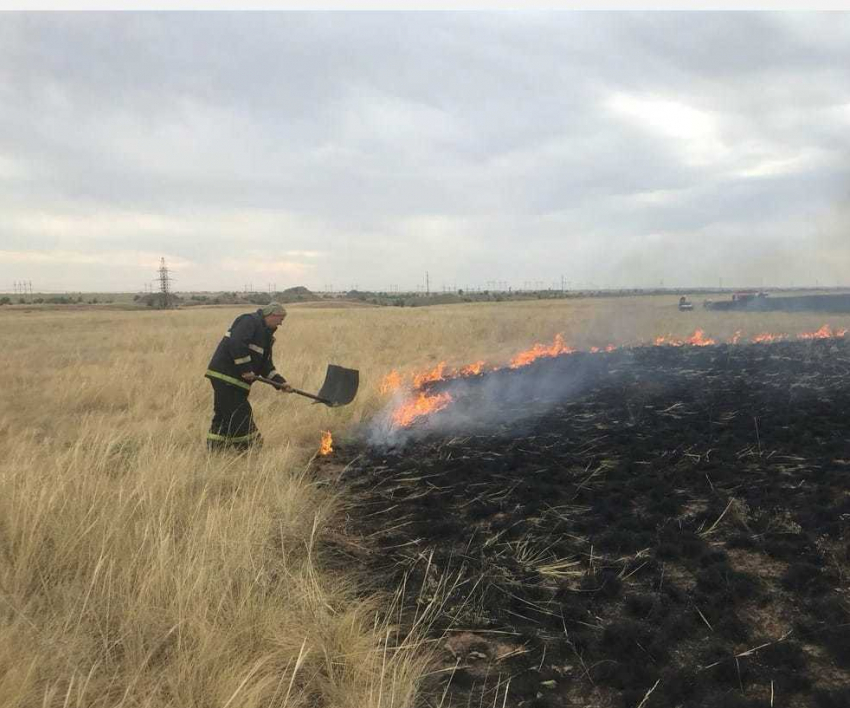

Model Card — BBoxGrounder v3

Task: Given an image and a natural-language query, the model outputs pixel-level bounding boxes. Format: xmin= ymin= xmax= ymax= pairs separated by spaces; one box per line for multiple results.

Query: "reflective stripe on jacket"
xmin=205 ymin=310 xmax=286 ymax=389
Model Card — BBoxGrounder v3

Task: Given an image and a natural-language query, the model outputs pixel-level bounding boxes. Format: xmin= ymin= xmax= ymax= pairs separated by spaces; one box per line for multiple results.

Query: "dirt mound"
xmin=328 ymin=339 xmax=850 ymax=708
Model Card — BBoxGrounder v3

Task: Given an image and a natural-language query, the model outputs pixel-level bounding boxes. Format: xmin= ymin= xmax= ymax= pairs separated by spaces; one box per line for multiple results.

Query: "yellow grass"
xmin=1 ymin=296 xmax=848 ymax=707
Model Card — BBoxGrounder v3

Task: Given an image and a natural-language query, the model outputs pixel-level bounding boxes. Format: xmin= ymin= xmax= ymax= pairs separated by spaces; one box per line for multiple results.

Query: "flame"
xmin=460 ymin=360 xmax=485 ymax=377
xmin=797 ymin=324 xmax=842 ymax=340
xmin=380 ymin=324 xmax=849 ymax=429
xmin=654 ymin=335 xmax=683 ymax=347
xmin=392 ymin=391 xmax=453 ymax=428
xmin=752 ymin=332 xmax=786 ymax=344
xmin=379 ymin=369 xmax=403 ymax=394
xmin=510 ymin=334 xmax=575 ymax=368
xmin=686 ymin=329 xmax=716 ymax=347
xmin=655 ymin=330 xmax=715 ymax=347
xmin=412 ymin=362 xmax=447 ymax=389
xmin=319 ymin=430 xmax=333 ymax=456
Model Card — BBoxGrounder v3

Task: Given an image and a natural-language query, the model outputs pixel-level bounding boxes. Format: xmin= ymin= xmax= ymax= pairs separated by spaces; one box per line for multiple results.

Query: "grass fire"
xmin=339 ymin=327 xmax=850 ymax=707
xmin=6 ymin=13 xmax=850 ymax=708
xmin=3 ymin=297 xmax=849 ymax=708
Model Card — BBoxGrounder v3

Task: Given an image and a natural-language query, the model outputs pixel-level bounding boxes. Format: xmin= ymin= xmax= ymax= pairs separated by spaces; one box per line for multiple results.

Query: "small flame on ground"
xmin=412 ymin=362 xmax=447 ymax=389
xmin=798 ymin=324 xmax=843 ymax=340
xmin=392 ymin=391 xmax=453 ymax=428
xmin=380 ymin=370 xmax=403 ymax=394
xmin=460 ymin=361 xmax=486 ymax=376
xmin=319 ymin=430 xmax=333 ymax=456
xmin=686 ymin=329 xmax=716 ymax=347
xmin=655 ymin=330 xmax=716 ymax=346
xmin=752 ymin=332 xmax=787 ymax=344
xmin=510 ymin=334 xmax=575 ymax=368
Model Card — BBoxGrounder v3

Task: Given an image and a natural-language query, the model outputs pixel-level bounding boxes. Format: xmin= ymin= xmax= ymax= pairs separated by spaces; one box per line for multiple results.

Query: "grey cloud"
xmin=1 ymin=12 xmax=849 ymax=291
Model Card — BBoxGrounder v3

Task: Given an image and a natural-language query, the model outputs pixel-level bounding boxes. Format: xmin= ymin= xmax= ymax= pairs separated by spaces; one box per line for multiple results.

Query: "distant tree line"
xmin=0 ymin=295 xmax=114 ymax=305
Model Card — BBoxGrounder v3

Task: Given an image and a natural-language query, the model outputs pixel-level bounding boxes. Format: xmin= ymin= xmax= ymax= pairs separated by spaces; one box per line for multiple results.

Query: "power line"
xmin=158 ymin=257 xmax=173 ymax=308
xmin=11 ymin=281 xmax=33 ymax=299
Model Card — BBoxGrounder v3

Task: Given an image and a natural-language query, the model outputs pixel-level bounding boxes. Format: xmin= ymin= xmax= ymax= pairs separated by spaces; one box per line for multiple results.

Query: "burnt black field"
xmin=325 ymin=339 xmax=850 ymax=708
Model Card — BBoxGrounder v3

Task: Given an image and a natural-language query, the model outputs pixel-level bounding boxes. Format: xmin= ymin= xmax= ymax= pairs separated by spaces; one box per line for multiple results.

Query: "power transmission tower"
xmin=12 ymin=281 xmax=32 ymax=300
xmin=158 ymin=257 xmax=173 ymax=309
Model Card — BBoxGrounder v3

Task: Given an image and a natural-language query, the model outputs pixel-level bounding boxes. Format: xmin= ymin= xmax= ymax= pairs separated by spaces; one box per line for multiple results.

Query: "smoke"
xmin=364 ymin=350 xmax=634 ymax=449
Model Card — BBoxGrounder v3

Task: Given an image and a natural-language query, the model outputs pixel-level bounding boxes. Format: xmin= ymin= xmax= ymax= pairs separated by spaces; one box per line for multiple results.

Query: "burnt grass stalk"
xmin=330 ymin=339 xmax=850 ymax=707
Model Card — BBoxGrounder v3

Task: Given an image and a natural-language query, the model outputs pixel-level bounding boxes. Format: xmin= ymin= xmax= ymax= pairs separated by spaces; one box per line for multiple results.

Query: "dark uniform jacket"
xmin=205 ymin=310 xmax=286 ymax=391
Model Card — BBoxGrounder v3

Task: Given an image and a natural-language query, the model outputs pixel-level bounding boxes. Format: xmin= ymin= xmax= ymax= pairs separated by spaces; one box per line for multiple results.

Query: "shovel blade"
xmin=316 ymin=364 xmax=359 ymax=406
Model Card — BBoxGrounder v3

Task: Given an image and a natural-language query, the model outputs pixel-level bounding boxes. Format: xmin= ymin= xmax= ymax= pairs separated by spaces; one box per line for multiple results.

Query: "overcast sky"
xmin=1 ymin=11 xmax=849 ymax=293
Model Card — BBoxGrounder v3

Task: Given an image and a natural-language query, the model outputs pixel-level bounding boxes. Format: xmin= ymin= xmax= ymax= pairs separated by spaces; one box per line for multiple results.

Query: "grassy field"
xmin=1 ymin=297 xmax=848 ymax=707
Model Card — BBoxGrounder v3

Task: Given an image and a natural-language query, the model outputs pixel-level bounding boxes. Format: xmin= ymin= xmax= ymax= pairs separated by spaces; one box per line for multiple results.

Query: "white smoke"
xmin=363 ymin=350 xmax=632 ymax=449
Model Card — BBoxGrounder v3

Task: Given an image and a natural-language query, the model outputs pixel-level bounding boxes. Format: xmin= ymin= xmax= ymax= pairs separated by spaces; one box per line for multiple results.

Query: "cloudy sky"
xmin=1 ymin=11 xmax=849 ymax=293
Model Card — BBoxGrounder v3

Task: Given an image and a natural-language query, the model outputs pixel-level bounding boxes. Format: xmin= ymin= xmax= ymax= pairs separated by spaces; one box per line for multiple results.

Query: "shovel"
xmin=257 ymin=364 xmax=359 ymax=407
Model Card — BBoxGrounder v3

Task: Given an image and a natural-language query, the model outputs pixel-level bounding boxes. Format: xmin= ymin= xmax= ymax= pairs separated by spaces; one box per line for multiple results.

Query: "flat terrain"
xmin=336 ymin=339 xmax=850 ymax=708
xmin=1 ymin=296 xmax=849 ymax=707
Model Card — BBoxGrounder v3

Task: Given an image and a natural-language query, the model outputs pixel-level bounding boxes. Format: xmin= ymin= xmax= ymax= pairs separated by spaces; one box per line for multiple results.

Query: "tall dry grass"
xmin=1 ymin=297 xmax=848 ymax=707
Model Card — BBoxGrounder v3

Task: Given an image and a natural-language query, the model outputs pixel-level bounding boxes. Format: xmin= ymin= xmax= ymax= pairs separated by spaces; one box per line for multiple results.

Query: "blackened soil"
xmin=330 ymin=340 xmax=850 ymax=708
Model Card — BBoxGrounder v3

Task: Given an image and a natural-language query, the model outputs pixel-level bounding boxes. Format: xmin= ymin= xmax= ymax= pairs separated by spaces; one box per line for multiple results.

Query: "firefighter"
xmin=205 ymin=302 xmax=293 ymax=451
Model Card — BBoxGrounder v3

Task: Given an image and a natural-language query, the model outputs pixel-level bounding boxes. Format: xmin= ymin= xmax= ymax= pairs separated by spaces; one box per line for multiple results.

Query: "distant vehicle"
xmin=705 ymin=290 xmax=769 ymax=310
xmin=678 ymin=296 xmax=694 ymax=311
xmin=732 ymin=290 xmax=768 ymax=302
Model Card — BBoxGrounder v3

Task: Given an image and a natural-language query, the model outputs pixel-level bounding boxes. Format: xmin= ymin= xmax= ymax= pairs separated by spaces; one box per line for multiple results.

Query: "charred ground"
xmin=326 ymin=339 xmax=850 ymax=708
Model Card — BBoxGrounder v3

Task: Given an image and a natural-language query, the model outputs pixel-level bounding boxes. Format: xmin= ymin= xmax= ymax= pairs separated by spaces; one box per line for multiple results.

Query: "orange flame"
xmin=509 ymin=334 xmax=575 ymax=368
xmin=655 ymin=330 xmax=716 ymax=347
xmin=797 ymin=324 xmax=841 ymax=340
xmin=460 ymin=361 xmax=485 ymax=377
xmin=392 ymin=391 xmax=453 ymax=428
xmin=380 ymin=325 xmax=849 ymax=428
xmin=319 ymin=430 xmax=333 ymax=456
xmin=752 ymin=332 xmax=786 ymax=344
xmin=412 ymin=362 xmax=447 ymax=389
xmin=379 ymin=370 xmax=403 ymax=394
xmin=686 ymin=329 xmax=716 ymax=347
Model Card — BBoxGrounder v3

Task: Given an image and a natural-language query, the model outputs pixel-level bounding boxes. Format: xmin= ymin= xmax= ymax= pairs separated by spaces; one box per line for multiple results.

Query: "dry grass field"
xmin=1 ymin=296 xmax=848 ymax=708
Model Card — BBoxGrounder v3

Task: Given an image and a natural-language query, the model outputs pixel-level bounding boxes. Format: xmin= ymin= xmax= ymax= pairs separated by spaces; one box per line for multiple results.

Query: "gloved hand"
xmin=241 ymin=372 xmax=257 ymax=382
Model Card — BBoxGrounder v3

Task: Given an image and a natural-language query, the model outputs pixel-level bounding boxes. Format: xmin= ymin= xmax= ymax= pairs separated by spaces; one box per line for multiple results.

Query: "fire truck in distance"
xmin=703 ymin=291 xmax=768 ymax=310
xmin=731 ymin=290 xmax=767 ymax=303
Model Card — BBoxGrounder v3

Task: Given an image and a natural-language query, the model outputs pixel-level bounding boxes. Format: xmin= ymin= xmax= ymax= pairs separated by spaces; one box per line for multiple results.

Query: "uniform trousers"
xmin=207 ymin=378 xmax=262 ymax=451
